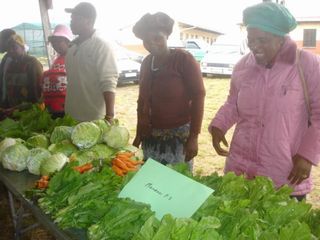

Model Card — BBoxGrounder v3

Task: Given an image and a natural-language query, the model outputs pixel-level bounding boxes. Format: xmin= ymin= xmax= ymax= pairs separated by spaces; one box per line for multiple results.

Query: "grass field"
xmin=115 ymin=77 xmax=320 ymax=209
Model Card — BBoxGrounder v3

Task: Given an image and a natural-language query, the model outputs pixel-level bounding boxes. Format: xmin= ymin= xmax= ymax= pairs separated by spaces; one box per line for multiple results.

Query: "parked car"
xmin=184 ymin=39 xmax=210 ymax=62
xmin=125 ymin=50 xmax=145 ymax=63
xmin=168 ymin=38 xmax=185 ymax=50
xmin=200 ymin=43 xmax=247 ymax=76
xmin=114 ymin=47 xmax=141 ymax=85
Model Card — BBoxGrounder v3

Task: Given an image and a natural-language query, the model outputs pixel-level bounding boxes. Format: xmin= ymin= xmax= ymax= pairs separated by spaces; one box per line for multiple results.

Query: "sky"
xmin=0 ymin=0 xmax=319 ymax=42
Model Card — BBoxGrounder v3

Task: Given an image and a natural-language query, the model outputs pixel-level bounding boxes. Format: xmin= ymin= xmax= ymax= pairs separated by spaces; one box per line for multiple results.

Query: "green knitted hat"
xmin=243 ymin=2 xmax=297 ymax=36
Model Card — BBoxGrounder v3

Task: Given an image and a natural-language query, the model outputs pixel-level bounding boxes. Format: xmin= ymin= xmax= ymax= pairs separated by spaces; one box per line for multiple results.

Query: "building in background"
xmin=121 ymin=21 xmax=222 ymax=56
xmin=11 ymin=20 xmax=223 ymax=59
xmin=12 ymin=23 xmax=56 ymax=57
xmin=239 ymin=15 xmax=320 ymax=55
xmin=178 ymin=22 xmax=221 ymax=45
xmin=291 ymin=17 xmax=320 ymax=55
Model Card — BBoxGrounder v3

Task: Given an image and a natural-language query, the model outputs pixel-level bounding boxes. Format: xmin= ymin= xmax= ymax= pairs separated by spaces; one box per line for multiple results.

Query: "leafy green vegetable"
xmin=0 ymin=138 xmax=21 ymax=158
xmin=0 ymin=118 xmax=25 ymax=139
xmin=152 ymin=214 xmax=176 ymax=240
xmin=132 ymin=215 xmax=160 ymax=240
xmin=12 ymin=104 xmax=53 ymax=133
xmin=69 ymin=150 xmax=98 ymax=165
xmin=27 ymin=148 xmax=51 ymax=175
xmin=54 ymin=170 xmax=122 ymax=229
xmin=69 ymin=144 xmax=115 ymax=165
xmin=34 ymin=162 xmax=319 ymax=240
xmin=50 ymin=126 xmax=73 ymax=144
xmin=92 ymin=119 xmax=110 ymax=142
xmin=0 ymin=104 xmax=78 ymax=141
xmin=71 ymin=122 xmax=101 ymax=149
xmin=190 ymin=216 xmax=222 ymax=240
xmin=88 ymin=198 xmax=154 ymax=240
xmin=90 ymin=144 xmax=115 ymax=159
xmin=170 ymin=218 xmax=197 ymax=240
xmin=304 ymin=208 xmax=320 ymax=238
xmin=279 ymin=220 xmax=311 ymax=240
xmin=48 ymin=114 xmax=78 ymax=133
xmin=48 ymin=140 xmax=78 ymax=157
xmin=38 ymin=165 xmax=86 ymax=214
xmin=1 ymin=143 xmax=29 ymax=171
xmin=40 ymin=153 xmax=68 ymax=176
xmin=26 ymin=134 xmax=49 ymax=149
xmin=103 ymin=124 xmax=129 ymax=149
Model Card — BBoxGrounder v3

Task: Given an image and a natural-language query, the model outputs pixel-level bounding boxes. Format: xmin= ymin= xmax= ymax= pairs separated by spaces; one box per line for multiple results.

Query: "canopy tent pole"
xmin=38 ymin=0 xmax=54 ymax=68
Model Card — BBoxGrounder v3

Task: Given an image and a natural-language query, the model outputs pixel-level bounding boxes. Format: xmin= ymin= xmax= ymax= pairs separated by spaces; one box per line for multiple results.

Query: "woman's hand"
xmin=184 ymin=134 xmax=198 ymax=161
xmin=288 ymin=154 xmax=312 ymax=185
xmin=210 ymin=126 xmax=229 ymax=156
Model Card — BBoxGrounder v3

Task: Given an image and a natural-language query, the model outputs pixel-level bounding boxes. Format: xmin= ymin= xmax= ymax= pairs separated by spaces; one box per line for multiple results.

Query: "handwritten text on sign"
xmin=145 ymin=183 xmax=173 ymax=200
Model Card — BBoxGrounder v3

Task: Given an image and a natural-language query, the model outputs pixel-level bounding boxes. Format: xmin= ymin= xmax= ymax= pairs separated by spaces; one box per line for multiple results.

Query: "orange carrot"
xmin=43 ymin=175 xmax=50 ymax=180
xmin=112 ymin=158 xmax=131 ymax=172
xmin=116 ymin=155 xmax=131 ymax=161
xmin=73 ymin=163 xmax=93 ymax=173
xmin=116 ymin=152 xmax=134 ymax=158
xmin=120 ymin=158 xmax=136 ymax=168
xmin=127 ymin=159 xmax=144 ymax=165
xmin=112 ymin=165 xmax=125 ymax=176
xmin=35 ymin=176 xmax=50 ymax=189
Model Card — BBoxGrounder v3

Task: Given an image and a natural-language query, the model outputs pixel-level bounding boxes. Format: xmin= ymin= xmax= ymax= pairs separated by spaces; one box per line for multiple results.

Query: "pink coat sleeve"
xmin=208 ymin=74 xmax=240 ymax=134
xmin=297 ymin=53 xmax=320 ymax=166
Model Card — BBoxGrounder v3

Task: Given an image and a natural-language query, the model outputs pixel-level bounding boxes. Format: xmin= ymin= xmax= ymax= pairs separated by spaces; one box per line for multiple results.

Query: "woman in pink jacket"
xmin=209 ymin=2 xmax=320 ymax=201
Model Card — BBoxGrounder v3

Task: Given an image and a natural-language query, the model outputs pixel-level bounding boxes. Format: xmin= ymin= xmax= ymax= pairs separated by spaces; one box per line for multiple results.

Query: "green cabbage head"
xmin=26 ymin=134 xmax=49 ymax=149
xmin=93 ymin=119 xmax=111 ymax=134
xmin=93 ymin=119 xmax=111 ymax=143
xmin=103 ymin=125 xmax=130 ymax=149
xmin=71 ymin=122 xmax=101 ymax=149
xmin=48 ymin=140 xmax=78 ymax=157
xmin=50 ymin=126 xmax=73 ymax=144
xmin=40 ymin=153 xmax=68 ymax=176
xmin=91 ymin=143 xmax=115 ymax=159
xmin=1 ymin=144 xmax=30 ymax=171
xmin=69 ymin=150 xmax=98 ymax=165
xmin=27 ymin=148 xmax=51 ymax=175
xmin=0 ymin=138 xmax=22 ymax=159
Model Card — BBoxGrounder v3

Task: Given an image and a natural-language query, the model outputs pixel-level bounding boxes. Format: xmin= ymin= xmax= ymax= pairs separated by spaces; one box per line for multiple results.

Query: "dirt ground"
xmin=0 ymin=77 xmax=319 ymax=239
xmin=0 ymin=183 xmax=55 ymax=240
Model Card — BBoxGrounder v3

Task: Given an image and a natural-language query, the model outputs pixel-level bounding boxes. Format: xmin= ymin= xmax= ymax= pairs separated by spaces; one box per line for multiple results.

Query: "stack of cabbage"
xmin=0 ymin=119 xmax=134 ymax=176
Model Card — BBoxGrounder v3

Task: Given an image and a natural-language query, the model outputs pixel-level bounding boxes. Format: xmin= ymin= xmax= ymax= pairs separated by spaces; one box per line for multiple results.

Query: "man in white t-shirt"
xmin=65 ymin=2 xmax=118 ymax=122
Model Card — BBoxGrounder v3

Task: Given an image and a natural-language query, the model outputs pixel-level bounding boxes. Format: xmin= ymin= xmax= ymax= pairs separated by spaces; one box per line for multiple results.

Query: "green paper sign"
xmin=118 ymin=158 xmax=214 ymax=220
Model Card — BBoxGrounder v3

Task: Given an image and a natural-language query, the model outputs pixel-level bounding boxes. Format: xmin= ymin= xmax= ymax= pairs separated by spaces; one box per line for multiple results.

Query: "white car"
xmin=115 ymin=47 xmax=142 ymax=85
xmin=200 ymin=43 xmax=246 ymax=76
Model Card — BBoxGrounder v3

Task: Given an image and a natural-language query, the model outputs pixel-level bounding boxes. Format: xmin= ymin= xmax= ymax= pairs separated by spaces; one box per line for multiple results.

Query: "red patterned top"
xmin=42 ymin=55 xmax=67 ymax=113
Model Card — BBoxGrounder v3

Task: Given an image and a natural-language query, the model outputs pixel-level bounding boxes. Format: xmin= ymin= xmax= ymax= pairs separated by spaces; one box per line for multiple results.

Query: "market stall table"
xmin=0 ymin=166 xmax=87 ymax=240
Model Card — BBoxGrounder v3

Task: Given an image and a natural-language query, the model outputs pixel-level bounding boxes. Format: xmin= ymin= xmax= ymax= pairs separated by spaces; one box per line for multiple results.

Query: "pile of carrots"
xmin=35 ymin=175 xmax=50 ymax=189
xmin=73 ymin=162 xmax=93 ymax=174
xmin=111 ymin=151 xmax=144 ymax=176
